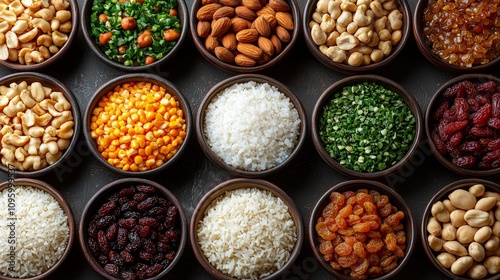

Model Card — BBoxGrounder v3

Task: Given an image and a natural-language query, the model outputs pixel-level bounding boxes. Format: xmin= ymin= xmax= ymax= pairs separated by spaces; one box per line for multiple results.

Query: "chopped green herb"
xmin=319 ymin=82 xmax=416 ymax=173
xmin=90 ymin=0 xmax=180 ymax=66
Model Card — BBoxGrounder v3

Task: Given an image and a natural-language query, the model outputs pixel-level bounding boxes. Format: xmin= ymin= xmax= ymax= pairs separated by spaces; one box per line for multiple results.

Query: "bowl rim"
xmin=0 ymin=72 xmax=82 ymax=178
xmin=78 ymin=177 xmax=188 ymax=280
xmin=189 ymin=0 xmax=301 ymax=73
xmin=83 ymin=73 xmax=192 ymax=176
xmin=311 ymin=74 xmax=423 ymax=179
xmin=0 ymin=178 xmax=75 ymax=280
xmin=420 ymin=178 xmax=500 ymax=280
xmin=302 ymin=0 xmax=412 ymax=74
xmin=424 ymin=73 xmax=500 ymax=176
xmin=412 ymin=0 xmax=500 ymax=72
xmin=0 ymin=0 xmax=79 ymax=71
xmin=80 ymin=0 xmax=188 ymax=72
xmin=308 ymin=179 xmax=417 ymax=280
xmin=189 ymin=177 xmax=305 ymax=280
xmin=195 ymin=73 xmax=307 ymax=178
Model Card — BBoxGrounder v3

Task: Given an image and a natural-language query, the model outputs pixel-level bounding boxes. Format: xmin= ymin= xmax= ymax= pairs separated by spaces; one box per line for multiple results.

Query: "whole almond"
xmin=256 ymin=5 xmax=276 ymax=16
xmin=202 ymin=0 xmax=218 ymax=4
xmin=252 ymin=16 xmax=271 ymax=37
xmin=235 ymin=6 xmax=257 ymax=21
xmin=205 ymin=35 xmax=220 ymax=52
xmin=242 ymin=0 xmax=262 ymax=11
xmin=270 ymin=34 xmax=282 ymax=54
xmin=276 ymin=25 xmax=291 ymax=43
xmin=197 ymin=3 xmax=222 ymax=21
xmin=221 ymin=32 xmax=237 ymax=51
xmin=257 ymin=52 xmax=272 ymax=64
xmin=235 ymin=53 xmax=256 ymax=66
xmin=275 ymin=11 xmax=294 ymax=30
xmin=237 ymin=42 xmax=263 ymax=60
xmin=236 ymin=28 xmax=259 ymax=43
xmin=213 ymin=6 xmax=235 ymax=20
xmin=211 ymin=17 xmax=232 ymax=37
xmin=197 ymin=21 xmax=211 ymax=37
xmin=214 ymin=46 xmax=235 ymax=64
xmin=257 ymin=36 xmax=274 ymax=56
xmin=260 ymin=13 xmax=277 ymax=28
xmin=269 ymin=0 xmax=290 ymax=12
xmin=231 ymin=17 xmax=251 ymax=33
xmin=219 ymin=0 xmax=241 ymax=6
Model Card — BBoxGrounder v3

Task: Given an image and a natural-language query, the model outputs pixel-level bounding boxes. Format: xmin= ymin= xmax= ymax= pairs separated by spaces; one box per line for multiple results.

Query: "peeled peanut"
xmin=484 ymin=236 xmax=499 ymax=251
xmin=468 ymin=242 xmax=485 ymax=262
xmin=474 ymin=226 xmax=492 ymax=243
xmin=475 ymin=197 xmax=497 ymax=211
xmin=443 ymin=199 xmax=457 ymax=212
xmin=428 ymin=235 xmax=446 ymax=252
xmin=443 ymin=241 xmax=468 ymax=257
xmin=436 ymin=252 xmax=456 ymax=268
xmin=483 ymin=256 xmax=500 ymax=274
xmin=466 ymin=264 xmax=488 ymax=279
xmin=450 ymin=210 xmax=467 ymax=228
xmin=450 ymin=256 xmax=473 ymax=276
xmin=442 ymin=223 xmax=457 ymax=241
xmin=456 ymin=225 xmax=478 ymax=244
xmin=465 ymin=209 xmax=490 ymax=227
xmin=449 ymin=189 xmax=477 ymax=210
xmin=469 ymin=184 xmax=485 ymax=197
xmin=493 ymin=221 xmax=500 ymax=236
xmin=432 ymin=201 xmax=450 ymax=223
xmin=482 ymin=191 xmax=500 ymax=201
xmin=427 ymin=217 xmax=442 ymax=236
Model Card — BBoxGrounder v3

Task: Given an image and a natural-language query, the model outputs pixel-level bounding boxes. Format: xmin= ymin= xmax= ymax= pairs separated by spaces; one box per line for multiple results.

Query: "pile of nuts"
xmin=0 ymin=0 xmax=72 ymax=65
xmin=0 ymin=80 xmax=74 ymax=171
xmin=426 ymin=183 xmax=500 ymax=279
xmin=308 ymin=0 xmax=403 ymax=67
xmin=195 ymin=0 xmax=294 ymax=67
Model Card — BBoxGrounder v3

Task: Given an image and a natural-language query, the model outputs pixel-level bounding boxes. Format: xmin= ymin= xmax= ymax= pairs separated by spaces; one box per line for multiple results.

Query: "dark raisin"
xmin=132 ymin=262 xmax=148 ymax=272
xmin=147 ymin=207 xmax=167 ymax=217
xmin=117 ymin=227 xmax=128 ymax=250
xmin=472 ymin=103 xmax=491 ymax=126
xmin=128 ymin=231 xmax=141 ymax=244
xmin=109 ymin=250 xmax=124 ymax=267
xmin=443 ymin=82 xmax=465 ymax=98
xmin=139 ymin=251 xmax=153 ymax=261
xmin=454 ymin=97 xmax=469 ymax=121
xmin=121 ymin=200 xmax=138 ymax=212
xmin=452 ymin=156 xmax=476 ymax=168
xmin=470 ymin=126 xmax=494 ymax=137
xmin=156 ymin=241 xmax=171 ymax=252
xmin=98 ymin=201 xmax=117 ymax=217
xmin=98 ymin=230 xmax=110 ymax=255
xmin=125 ymin=241 xmax=141 ymax=253
xmin=477 ymin=81 xmax=497 ymax=94
xmin=121 ymin=250 xmax=135 ymax=263
xmin=139 ymin=217 xmax=158 ymax=227
xmin=123 ymin=211 xmax=141 ymax=219
xmin=104 ymin=264 xmax=120 ymax=277
xmin=106 ymin=223 xmax=118 ymax=241
xmin=121 ymin=271 xmax=137 ymax=280
xmin=96 ymin=216 xmax=115 ymax=228
xmin=145 ymin=263 xmax=164 ymax=278
xmin=142 ymin=239 xmax=156 ymax=254
xmin=136 ymin=185 xmax=156 ymax=193
xmin=164 ymin=206 xmax=178 ymax=229
xmin=165 ymin=252 xmax=175 ymax=260
xmin=108 ymin=192 xmax=120 ymax=203
xmin=88 ymin=237 xmax=100 ymax=255
xmin=133 ymin=192 xmax=148 ymax=202
xmin=433 ymin=101 xmax=449 ymax=120
xmin=139 ymin=226 xmax=150 ymax=238
xmin=118 ymin=218 xmax=137 ymax=229
xmin=119 ymin=186 xmax=137 ymax=197
xmin=157 ymin=198 xmax=172 ymax=207
xmin=487 ymin=118 xmax=500 ymax=129
xmin=482 ymin=149 xmax=500 ymax=164
xmin=152 ymin=252 xmax=164 ymax=264
xmin=459 ymin=141 xmax=481 ymax=152
xmin=487 ymin=139 xmax=500 ymax=151
xmin=492 ymin=93 xmax=500 ymax=118
xmin=165 ymin=230 xmax=179 ymax=242
xmin=449 ymin=132 xmax=464 ymax=147
xmin=88 ymin=221 xmax=98 ymax=239
xmin=98 ymin=254 xmax=108 ymax=265
xmin=137 ymin=197 xmax=158 ymax=211
xmin=432 ymin=133 xmax=447 ymax=155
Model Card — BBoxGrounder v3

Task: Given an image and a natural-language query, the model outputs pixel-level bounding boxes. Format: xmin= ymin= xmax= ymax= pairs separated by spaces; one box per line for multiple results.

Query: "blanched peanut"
xmin=466 ymin=264 xmax=488 ymax=279
xmin=482 ymin=191 xmax=500 ymax=201
xmin=484 ymin=236 xmax=499 ymax=251
xmin=443 ymin=241 xmax=468 ymax=257
xmin=347 ymin=51 xmax=363 ymax=66
xmin=436 ymin=252 xmax=456 ymax=268
xmin=320 ymin=14 xmax=335 ymax=33
xmin=443 ymin=199 xmax=457 ymax=212
xmin=474 ymin=226 xmax=492 ymax=243
xmin=450 ymin=209 xmax=467 ymax=228
xmin=475 ymin=197 xmax=497 ymax=211
xmin=428 ymin=217 xmax=442 ymax=236
xmin=311 ymin=24 xmax=327 ymax=45
xmin=468 ymin=242 xmax=485 ymax=262
xmin=465 ymin=209 xmax=490 ymax=227
xmin=449 ymin=189 xmax=477 ymax=210
xmin=470 ymin=184 xmax=486 ymax=197
xmin=316 ymin=0 xmax=329 ymax=13
xmin=336 ymin=32 xmax=358 ymax=50
xmin=442 ymin=223 xmax=457 ymax=241
xmin=450 ymin=256 xmax=473 ymax=276
xmin=428 ymin=235 xmax=446 ymax=251
xmin=483 ymin=256 xmax=500 ymax=274
xmin=457 ymin=225 xmax=478 ymax=244
xmin=432 ymin=201 xmax=450 ymax=223
xmin=326 ymin=46 xmax=346 ymax=62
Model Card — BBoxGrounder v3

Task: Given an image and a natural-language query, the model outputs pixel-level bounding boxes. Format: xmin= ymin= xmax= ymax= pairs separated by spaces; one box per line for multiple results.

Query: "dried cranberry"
xmin=443 ymin=108 xmax=457 ymax=122
xmin=104 ymin=264 xmax=120 ymax=277
xmin=432 ymin=133 xmax=447 ymax=155
xmin=492 ymin=93 xmax=500 ymax=118
xmin=444 ymin=82 xmax=465 ymax=98
xmin=471 ymin=103 xmax=491 ymax=126
xmin=491 ymin=158 xmax=500 ymax=168
xmin=444 ymin=120 xmax=468 ymax=135
xmin=487 ymin=139 xmax=500 ymax=151
xmin=459 ymin=141 xmax=481 ymax=152
xmin=482 ymin=149 xmax=500 ymax=164
xmin=454 ymin=98 xmax=469 ymax=121
xmin=477 ymin=81 xmax=497 ymax=94
xmin=98 ymin=201 xmax=117 ymax=216
xmin=476 ymin=94 xmax=489 ymax=105
xmin=433 ymin=101 xmax=449 ymax=120
xmin=470 ymin=126 xmax=494 ymax=137
xmin=487 ymin=118 xmax=500 ymax=129
xmin=449 ymin=132 xmax=464 ymax=147
xmin=463 ymin=81 xmax=477 ymax=98
xmin=468 ymin=98 xmax=480 ymax=111
xmin=452 ymin=156 xmax=476 ymax=168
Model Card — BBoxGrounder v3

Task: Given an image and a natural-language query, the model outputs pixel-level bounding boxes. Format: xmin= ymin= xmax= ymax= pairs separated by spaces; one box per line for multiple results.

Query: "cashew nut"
xmin=18 ymin=27 xmax=38 ymax=43
xmin=50 ymin=18 xmax=60 ymax=31
xmin=5 ymin=31 xmax=19 ymax=49
xmin=34 ymin=8 xmax=53 ymax=20
xmin=1 ymin=148 xmax=15 ymax=162
xmin=58 ymin=20 xmax=71 ymax=33
xmin=369 ymin=1 xmax=387 ymax=18
xmin=3 ymin=133 xmax=30 ymax=146
xmin=42 ymin=126 xmax=57 ymax=143
xmin=22 ymin=155 xmax=42 ymax=170
xmin=383 ymin=0 xmax=396 ymax=11
xmin=32 ymin=18 xmax=51 ymax=33
xmin=353 ymin=4 xmax=371 ymax=26
xmin=11 ymin=19 xmax=29 ymax=34
xmin=9 ymin=0 xmax=25 ymax=15
xmin=50 ymin=91 xmax=71 ymax=111
xmin=46 ymin=150 xmax=62 ymax=164
xmin=52 ymin=30 xmax=68 ymax=47
xmin=35 ymin=113 xmax=52 ymax=127
xmin=311 ymin=24 xmax=327 ymax=45
xmin=340 ymin=2 xmax=357 ymax=13
xmin=337 ymin=10 xmax=352 ymax=27
xmin=328 ymin=1 xmax=341 ymax=19
xmin=19 ymin=108 xmax=36 ymax=128
xmin=0 ymin=44 xmax=7 ymax=60
xmin=51 ymin=0 xmax=70 ymax=10
xmin=55 ymin=120 xmax=73 ymax=139
xmin=57 ymin=138 xmax=70 ymax=150
xmin=20 ymin=89 xmax=36 ymax=108
xmin=336 ymin=32 xmax=358 ymax=50
xmin=320 ymin=14 xmax=335 ymax=33
xmin=14 ymin=147 xmax=27 ymax=161
xmin=378 ymin=40 xmax=392 ymax=56
xmin=40 ymin=140 xmax=58 ymax=155
xmin=326 ymin=31 xmax=340 ymax=46
xmin=55 ymin=9 xmax=71 ymax=23
xmin=354 ymin=26 xmax=373 ymax=43
xmin=326 ymin=46 xmax=346 ymax=62
xmin=28 ymin=126 xmax=44 ymax=138
xmin=25 ymin=137 xmax=40 ymax=155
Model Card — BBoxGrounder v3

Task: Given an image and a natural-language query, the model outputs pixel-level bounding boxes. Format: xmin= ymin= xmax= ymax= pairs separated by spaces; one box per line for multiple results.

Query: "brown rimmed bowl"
xmin=413 ymin=0 xmax=500 ymax=72
xmin=0 ymin=0 xmax=79 ymax=71
xmin=83 ymin=73 xmax=192 ymax=176
xmin=79 ymin=177 xmax=187 ymax=280
xmin=311 ymin=74 xmax=423 ymax=179
xmin=303 ymin=0 xmax=411 ymax=74
xmin=421 ymin=178 xmax=500 ymax=279
xmin=190 ymin=178 xmax=304 ymax=280
xmin=196 ymin=74 xmax=307 ymax=178
xmin=309 ymin=179 xmax=416 ymax=280
xmin=0 ymin=72 xmax=81 ymax=177
xmin=81 ymin=0 xmax=188 ymax=71
xmin=425 ymin=74 xmax=500 ymax=176
xmin=0 ymin=178 xmax=75 ymax=280
xmin=190 ymin=0 xmax=300 ymax=73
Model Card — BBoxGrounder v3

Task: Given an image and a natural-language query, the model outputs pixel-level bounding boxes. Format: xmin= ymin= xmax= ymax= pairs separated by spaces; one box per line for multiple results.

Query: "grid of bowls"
xmin=0 ymin=0 xmax=499 ymax=278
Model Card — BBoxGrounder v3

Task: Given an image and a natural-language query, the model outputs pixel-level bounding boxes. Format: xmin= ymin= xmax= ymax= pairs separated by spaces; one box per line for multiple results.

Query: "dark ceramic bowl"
xmin=309 ymin=179 xmax=416 ymax=280
xmin=81 ymin=0 xmax=188 ymax=71
xmin=0 ymin=178 xmax=75 ymax=280
xmin=0 ymin=72 xmax=81 ymax=177
xmin=303 ymin=0 xmax=411 ymax=74
xmin=421 ymin=178 xmax=500 ymax=279
xmin=0 ymin=0 xmax=78 ymax=71
xmin=413 ymin=0 xmax=500 ymax=72
xmin=425 ymin=74 xmax=500 ymax=176
xmin=83 ymin=73 xmax=192 ymax=176
xmin=311 ymin=74 xmax=423 ymax=179
xmin=79 ymin=178 xmax=187 ymax=280
xmin=190 ymin=0 xmax=300 ymax=73
xmin=196 ymin=74 xmax=307 ymax=178
xmin=190 ymin=178 xmax=304 ymax=280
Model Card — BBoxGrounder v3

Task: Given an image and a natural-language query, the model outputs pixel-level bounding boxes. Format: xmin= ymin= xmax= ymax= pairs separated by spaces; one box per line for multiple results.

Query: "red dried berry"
xmin=120 ymin=250 xmax=135 ymax=263
xmin=98 ymin=230 xmax=110 ymax=255
xmin=136 ymin=185 xmax=156 ymax=193
xmin=104 ymin=264 xmax=120 ymax=277
xmin=486 ymin=139 xmax=500 ymax=151
xmin=106 ymin=223 xmax=118 ymax=241
xmin=443 ymin=82 xmax=465 ymax=98
xmin=118 ymin=218 xmax=137 ymax=229
xmin=463 ymin=81 xmax=477 ymax=98
xmin=119 ymin=187 xmax=136 ymax=197
xmin=468 ymin=98 xmax=480 ymax=111
xmin=454 ymin=98 xmax=469 ymax=121
xmin=491 ymin=93 xmax=500 ymax=118
xmin=432 ymin=101 xmax=449 ymax=120
xmin=432 ymin=133 xmax=448 ymax=154
xmin=98 ymin=201 xmax=117 ymax=216
xmin=477 ymin=81 xmax=497 ymax=94
xmin=482 ymin=149 xmax=500 ymax=164
xmin=452 ymin=156 xmax=476 ymax=168
xmin=137 ymin=197 xmax=158 ymax=211
xmin=449 ymin=132 xmax=464 ymax=147
xmin=476 ymin=94 xmax=490 ymax=105
xmin=459 ymin=141 xmax=481 ymax=152
xmin=133 ymin=192 xmax=148 ymax=202
xmin=443 ymin=108 xmax=457 ymax=122
xmin=487 ymin=117 xmax=500 ymax=129
xmin=470 ymin=126 xmax=494 ymax=137
xmin=139 ymin=217 xmax=158 ymax=227
xmin=471 ymin=103 xmax=491 ymax=126
xmin=444 ymin=120 xmax=468 ymax=135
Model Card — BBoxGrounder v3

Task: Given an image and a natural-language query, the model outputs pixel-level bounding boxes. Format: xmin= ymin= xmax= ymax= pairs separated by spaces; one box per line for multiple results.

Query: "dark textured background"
xmin=0 ymin=0 xmax=499 ymax=278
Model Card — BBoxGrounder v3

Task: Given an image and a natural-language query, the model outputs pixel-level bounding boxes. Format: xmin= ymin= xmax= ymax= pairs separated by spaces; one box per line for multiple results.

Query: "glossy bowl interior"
xmin=421 ymin=178 xmax=500 ymax=280
xmin=196 ymin=74 xmax=307 ymax=178
xmin=190 ymin=0 xmax=300 ymax=73
xmin=425 ymin=74 xmax=500 ymax=176
xmin=413 ymin=0 xmax=500 ymax=72
xmin=81 ymin=0 xmax=188 ymax=71
xmin=0 ymin=0 xmax=79 ymax=71
xmin=311 ymin=74 xmax=423 ymax=179
xmin=309 ymin=179 xmax=416 ymax=280
xmin=303 ymin=0 xmax=411 ymax=74
xmin=0 ymin=72 xmax=81 ymax=177
xmin=0 ymin=178 xmax=75 ymax=280
xmin=83 ymin=73 xmax=192 ymax=176
xmin=190 ymin=178 xmax=304 ymax=280
xmin=79 ymin=177 xmax=187 ymax=280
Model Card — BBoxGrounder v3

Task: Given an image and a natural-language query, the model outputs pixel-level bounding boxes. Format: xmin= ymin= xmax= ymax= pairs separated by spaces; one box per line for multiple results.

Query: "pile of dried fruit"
xmin=315 ymin=189 xmax=407 ymax=278
xmin=194 ymin=0 xmax=294 ymax=67
xmin=430 ymin=79 xmax=500 ymax=170
xmin=86 ymin=184 xmax=181 ymax=280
